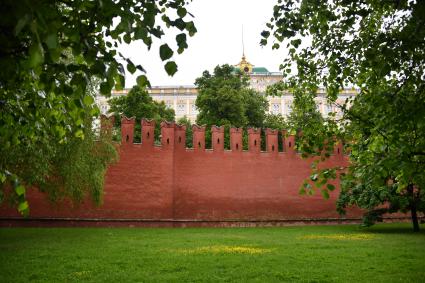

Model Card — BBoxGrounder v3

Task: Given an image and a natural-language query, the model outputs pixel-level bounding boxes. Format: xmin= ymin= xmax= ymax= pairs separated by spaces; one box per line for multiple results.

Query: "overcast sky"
xmin=118 ymin=0 xmax=288 ymax=87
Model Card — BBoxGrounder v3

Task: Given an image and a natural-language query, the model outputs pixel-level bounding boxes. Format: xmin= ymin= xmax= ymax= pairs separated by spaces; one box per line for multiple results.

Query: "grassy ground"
xmin=0 ymin=223 xmax=424 ymax=282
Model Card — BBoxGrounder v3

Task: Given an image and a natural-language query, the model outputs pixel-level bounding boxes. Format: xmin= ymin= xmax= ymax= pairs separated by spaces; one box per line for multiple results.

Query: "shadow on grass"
xmin=362 ymin=223 xmax=425 ymax=235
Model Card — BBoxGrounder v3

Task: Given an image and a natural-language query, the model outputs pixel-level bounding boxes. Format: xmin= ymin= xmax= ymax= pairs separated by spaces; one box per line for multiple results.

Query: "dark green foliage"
xmin=0 ymin=0 xmax=196 ymax=212
xmin=1 ymin=114 xmax=118 ymax=213
xmin=38 ymin=119 xmax=118 ymax=205
xmin=263 ymin=0 xmax=425 ymax=230
xmin=195 ymin=65 xmax=268 ymax=128
xmin=263 ymin=114 xmax=288 ymax=151
xmin=177 ymin=116 xmax=193 ymax=148
xmin=109 ymin=85 xmax=175 ymax=143
xmin=263 ymin=114 xmax=287 ymax=131
xmin=194 ymin=64 xmax=268 ymax=150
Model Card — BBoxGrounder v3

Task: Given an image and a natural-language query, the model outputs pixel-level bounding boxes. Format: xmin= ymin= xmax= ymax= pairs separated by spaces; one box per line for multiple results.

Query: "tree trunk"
xmin=411 ymin=205 xmax=420 ymax=232
xmin=408 ymin=184 xmax=420 ymax=232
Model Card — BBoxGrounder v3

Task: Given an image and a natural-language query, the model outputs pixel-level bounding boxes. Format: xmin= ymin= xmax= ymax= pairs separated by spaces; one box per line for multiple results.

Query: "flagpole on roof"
xmin=242 ymin=24 xmax=245 ymax=57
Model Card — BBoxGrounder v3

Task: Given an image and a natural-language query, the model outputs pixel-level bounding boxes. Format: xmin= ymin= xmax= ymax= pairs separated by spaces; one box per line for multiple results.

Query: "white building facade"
xmin=96 ymin=56 xmax=356 ymax=123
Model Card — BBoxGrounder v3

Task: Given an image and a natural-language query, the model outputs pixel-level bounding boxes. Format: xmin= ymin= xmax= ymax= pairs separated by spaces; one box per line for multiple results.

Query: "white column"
xmin=173 ymin=95 xmax=177 ymax=111
xmin=281 ymin=96 xmax=284 ymax=115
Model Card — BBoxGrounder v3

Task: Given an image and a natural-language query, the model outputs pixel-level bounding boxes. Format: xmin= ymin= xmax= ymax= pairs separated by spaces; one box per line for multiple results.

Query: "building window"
xmin=191 ymin=104 xmax=198 ymax=114
xmin=315 ymin=102 xmax=321 ymax=112
xmin=101 ymin=105 xmax=108 ymax=114
xmin=177 ymin=103 xmax=186 ymax=113
xmin=285 ymin=101 xmax=292 ymax=115
xmin=335 ymin=108 xmax=343 ymax=119
xmin=272 ymin=103 xmax=280 ymax=114
xmin=326 ymin=104 xmax=333 ymax=114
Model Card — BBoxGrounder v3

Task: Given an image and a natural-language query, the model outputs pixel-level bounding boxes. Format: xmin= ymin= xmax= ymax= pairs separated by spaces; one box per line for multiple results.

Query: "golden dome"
xmin=236 ymin=54 xmax=253 ymax=73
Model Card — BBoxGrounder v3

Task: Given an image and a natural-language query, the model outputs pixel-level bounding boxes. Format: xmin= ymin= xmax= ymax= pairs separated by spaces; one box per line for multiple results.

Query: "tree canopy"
xmin=176 ymin=116 xmax=193 ymax=148
xmin=108 ymin=85 xmax=175 ymax=142
xmin=262 ymin=0 xmax=425 ymax=230
xmin=195 ymin=64 xmax=268 ymax=128
xmin=0 ymin=0 xmax=196 ymax=213
xmin=109 ymin=86 xmax=175 ymax=122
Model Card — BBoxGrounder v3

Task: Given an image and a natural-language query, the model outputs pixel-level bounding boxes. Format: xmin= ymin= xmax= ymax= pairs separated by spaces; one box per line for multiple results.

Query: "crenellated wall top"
xmin=111 ymin=116 xmax=344 ymax=158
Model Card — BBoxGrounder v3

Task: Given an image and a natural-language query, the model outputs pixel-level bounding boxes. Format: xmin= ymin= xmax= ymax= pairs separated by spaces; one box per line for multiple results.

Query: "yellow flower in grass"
xmin=299 ymin=233 xmax=376 ymax=240
xmin=69 ymin=270 xmax=91 ymax=277
xmin=177 ymin=245 xmax=272 ymax=255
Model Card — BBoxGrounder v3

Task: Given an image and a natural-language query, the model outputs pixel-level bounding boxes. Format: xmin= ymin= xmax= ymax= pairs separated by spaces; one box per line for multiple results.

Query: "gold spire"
xmin=242 ymin=24 xmax=245 ymax=57
xmin=236 ymin=25 xmax=253 ymax=73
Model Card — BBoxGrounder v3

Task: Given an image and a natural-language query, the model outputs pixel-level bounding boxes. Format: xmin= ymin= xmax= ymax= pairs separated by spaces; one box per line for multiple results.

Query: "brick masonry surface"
xmin=0 ymin=117 xmax=367 ymax=227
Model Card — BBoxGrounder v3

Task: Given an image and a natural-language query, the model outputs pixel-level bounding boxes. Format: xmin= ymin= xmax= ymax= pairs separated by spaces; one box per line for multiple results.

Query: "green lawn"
xmin=0 ymin=223 xmax=424 ymax=282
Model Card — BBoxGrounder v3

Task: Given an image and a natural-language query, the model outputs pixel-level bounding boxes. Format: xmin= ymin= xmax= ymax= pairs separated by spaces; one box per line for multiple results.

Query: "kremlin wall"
xmin=0 ymin=116 xmax=370 ymax=227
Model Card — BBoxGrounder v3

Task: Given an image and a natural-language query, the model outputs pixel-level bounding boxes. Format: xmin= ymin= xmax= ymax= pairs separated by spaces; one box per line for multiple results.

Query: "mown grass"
xmin=0 ymin=223 xmax=424 ymax=282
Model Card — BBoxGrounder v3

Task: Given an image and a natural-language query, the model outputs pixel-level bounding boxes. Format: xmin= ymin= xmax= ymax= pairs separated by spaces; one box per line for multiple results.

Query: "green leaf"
xmin=45 ymin=33 xmax=58 ymax=49
xmin=127 ymin=61 xmax=136 ymax=74
xmin=159 ymin=44 xmax=173 ymax=61
xmin=143 ymin=36 xmax=153 ymax=48
xmin=28 ymin=44 xmax=44 ymax=68
xmin=177 ymin=7 xmax=187 ymax=18
xmin=18 ymin=201 xmax=29 ymax=213
xmin=15 ymin=185 xmax=25 ymax=196
xmin=75 ymin=129 xmax=84 ymax=139
xmin=290 ymin=39 xmax=302 ymax=48
xmin=123 ymin=33 xmax=131 ymax=44
xmin=174 ymin=18 xmax=186 ymax=30
xmin=91 ymin=61 xmax=106 ymax=75
xmin=136 ymin=75 xmax=150 ymax=87
xmin=164 ymin=61 xmax=178 ymax=76
xmin=100 ymin=82 xmax=111 ymax=95
xmin=54 ymin=125 xmax=66 ymax=138
xmin=15 ymin=14 xmax=30 ymax=35
xmin=321 ymin=189 xmax=330 ymax=199
xmin=261 ymin=30 xmax=270 ymax=38
xmin=176 ymin=33 xmax=188 ymax=52
xmin=83 ymin=95 xmax=94 ymax=106
xmin=134 ymin=27 xmax=148 ymax=40
xmin=115 ymin=74 xmax=125 ymax=91
xmin=0 ymin=172 xmax=6 ymax=183
xmin=91 ymin=106 xmax=100 ymax=116
xmin=185 ymin=21 xmax=197 ymax=36
xmin=136 ymin=65 xmax=146 ymax=73
xmin=327 ymin=184 xmax=336 ymax=191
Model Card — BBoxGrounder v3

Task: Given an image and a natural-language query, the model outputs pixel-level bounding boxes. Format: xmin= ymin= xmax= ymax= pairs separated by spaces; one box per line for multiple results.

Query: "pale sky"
xmin=118 ymin=0 xmax=288 ymax=87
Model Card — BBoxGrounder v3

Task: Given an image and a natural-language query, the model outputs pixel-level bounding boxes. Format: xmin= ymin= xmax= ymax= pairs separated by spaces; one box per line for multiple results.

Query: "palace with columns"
xmin=96 ymin=55 xmax=357 ymax=123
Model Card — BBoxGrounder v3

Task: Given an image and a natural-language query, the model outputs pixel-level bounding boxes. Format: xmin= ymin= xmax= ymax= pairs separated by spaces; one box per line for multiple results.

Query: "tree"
xmin=195 ymin=64 xmax=268 ymax=149
xmin=0 ymin=106 xmax=118 ymax=215
xmin=263 ymin=113 xmax=287 ymax=131
xmin=262 ymin=0 xmax=425 ymax=230
xmin=177 ymin=116 xmax=193 ymax=148
xmin=263 ymin=113 xmax=288 ymax=152
xmin=108 ymin=85 xmax=175 ymax=142
xmin=0 ymin=0 xmax=196 ymax=212
xmin=195 ymin=64 xmax=268 ymax=128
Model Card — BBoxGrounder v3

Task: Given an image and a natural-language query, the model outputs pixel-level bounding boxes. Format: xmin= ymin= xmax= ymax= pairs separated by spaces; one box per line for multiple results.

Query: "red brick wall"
xmin=0 ymin=117 xmax=363 ymax=224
